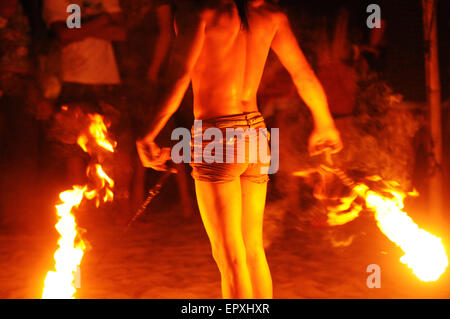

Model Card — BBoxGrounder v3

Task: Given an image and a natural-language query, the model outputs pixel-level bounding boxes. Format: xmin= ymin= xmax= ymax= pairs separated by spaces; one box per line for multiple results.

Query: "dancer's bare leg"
xmin=194 ymin=179 xmax=253 ymax=299
xmin=241 ymin=179 xmax=272 ymax=298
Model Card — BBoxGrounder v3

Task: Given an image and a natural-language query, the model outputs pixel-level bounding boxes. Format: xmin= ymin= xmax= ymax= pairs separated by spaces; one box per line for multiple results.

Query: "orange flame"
xmin=88 ymin=114 xmax=116 ymax=152
xmin=84 ymin=164 xmax=115 ymax=207
xmin=365 ymin=187 xmax=448 ymax=282
xmin=294 ymin=168 xmax=448 ymax=282
xmin=42 ymin=113 xmax=116 ymax=299
xmin=77 ymin=114 xmax=116 ymax=153
xmin=42 ymin=186 xmax=85 ymax=299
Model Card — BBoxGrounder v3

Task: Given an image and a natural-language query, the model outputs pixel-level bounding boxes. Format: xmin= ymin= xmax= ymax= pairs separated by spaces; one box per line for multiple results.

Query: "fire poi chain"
xmin=294 ymin=162 xmax=448 ymax=282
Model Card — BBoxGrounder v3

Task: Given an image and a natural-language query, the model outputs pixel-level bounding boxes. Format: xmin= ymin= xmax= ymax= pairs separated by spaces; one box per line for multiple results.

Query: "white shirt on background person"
xmin=42 ymin=0 xmax=122 ymax=85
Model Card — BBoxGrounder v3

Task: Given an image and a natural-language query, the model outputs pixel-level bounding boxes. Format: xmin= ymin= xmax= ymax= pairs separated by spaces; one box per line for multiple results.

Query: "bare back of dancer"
xmin=188 ymin=2 xmax=246 ymax=119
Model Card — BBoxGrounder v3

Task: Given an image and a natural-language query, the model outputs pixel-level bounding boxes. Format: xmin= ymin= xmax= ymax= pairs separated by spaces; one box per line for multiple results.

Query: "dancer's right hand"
xmin=136 ymin=138 xmax=174 ymax=172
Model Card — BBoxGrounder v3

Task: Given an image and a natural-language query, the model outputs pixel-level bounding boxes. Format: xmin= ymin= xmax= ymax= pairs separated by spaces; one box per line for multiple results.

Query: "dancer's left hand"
xmin=308 ymin=126 xmax=343 ymax=156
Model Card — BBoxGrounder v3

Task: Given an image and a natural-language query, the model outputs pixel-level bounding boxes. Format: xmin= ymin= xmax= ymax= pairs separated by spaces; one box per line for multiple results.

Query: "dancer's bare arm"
xmin=142 ymin=10 xmax=206 ymax=142
xmin=271 ymin=13 xmax=333 ymax=129
xmin=271 ymin=12 xmax=342 ymax=154
xmin=137 ymin=9 xmax=206 ymax=169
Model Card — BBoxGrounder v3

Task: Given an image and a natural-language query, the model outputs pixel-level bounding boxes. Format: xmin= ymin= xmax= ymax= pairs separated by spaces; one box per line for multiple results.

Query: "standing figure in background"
xmin=117 ymin=0 xmax=178 ymax=215
xmin=148 ymin=0 xmax=197 ymax=218
xmin=118 ymin=0 xmax=173 ymax=85
xmin=147 ymin=0 xmax=174 ymax=84
xmin=120 ymin=0 xmax=196 ymax=217
xmin=42 ymin=0 xmax=126 ymax=185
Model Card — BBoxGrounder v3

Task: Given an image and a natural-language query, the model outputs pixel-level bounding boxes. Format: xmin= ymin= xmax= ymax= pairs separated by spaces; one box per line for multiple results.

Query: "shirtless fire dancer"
xmin=137 ymin=0 xmax=342 ymax=299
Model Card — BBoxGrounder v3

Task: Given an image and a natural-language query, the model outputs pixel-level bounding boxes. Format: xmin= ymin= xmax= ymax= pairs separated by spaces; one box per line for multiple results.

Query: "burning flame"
xmin=42 ymin=113 xmax=116 ymax=299
xmin=42 ymin=186 xmax=85 ymax=299
xmin=294 ymin=166 xmax=448 ymax=282
xmin=365 ymin=187 xmax=448 ymax=282
xmin=77 ymin=114 xmax=116 ymax=153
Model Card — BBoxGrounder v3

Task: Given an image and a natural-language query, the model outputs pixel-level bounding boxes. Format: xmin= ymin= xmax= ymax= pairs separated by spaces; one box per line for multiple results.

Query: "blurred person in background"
xmin=119 ymin=0 xmax=196 ymax=217
xmin=41 ymin=0 xmax=132 ymax=221
xmin=42 ymin=0 xmax=126 ymax=183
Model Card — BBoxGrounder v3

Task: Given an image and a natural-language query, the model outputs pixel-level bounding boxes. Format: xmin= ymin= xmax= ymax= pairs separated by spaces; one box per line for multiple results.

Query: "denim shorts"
xmin=190 ymin=111 xmax=271 ymax=184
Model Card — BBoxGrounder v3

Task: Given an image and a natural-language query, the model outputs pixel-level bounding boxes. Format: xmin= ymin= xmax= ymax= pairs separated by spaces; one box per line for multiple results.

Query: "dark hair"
xmin=234 ymin=0 xmax=249 ymax=29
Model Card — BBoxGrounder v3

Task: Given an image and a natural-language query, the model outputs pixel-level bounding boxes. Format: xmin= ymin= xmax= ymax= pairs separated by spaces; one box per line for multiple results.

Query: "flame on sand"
xmin=42 ymin=113 xmax=115 ymax=299
xmin=294 ymin=167 xmax=448 ymax=282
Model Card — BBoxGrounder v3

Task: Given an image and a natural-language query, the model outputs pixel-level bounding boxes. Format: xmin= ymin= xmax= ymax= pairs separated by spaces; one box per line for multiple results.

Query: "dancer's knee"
xmin=211 ymin=240 xmax=247 ymax=272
